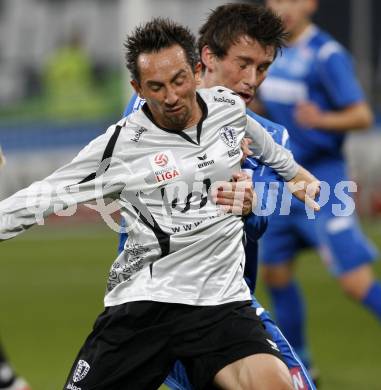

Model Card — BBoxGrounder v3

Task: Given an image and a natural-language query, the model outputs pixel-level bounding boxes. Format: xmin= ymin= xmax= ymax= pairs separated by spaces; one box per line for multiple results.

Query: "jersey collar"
xmin=292 ymin=24 xmax=318 ymax=47
xmin=142 ymin=92 xmax=208 ymax=146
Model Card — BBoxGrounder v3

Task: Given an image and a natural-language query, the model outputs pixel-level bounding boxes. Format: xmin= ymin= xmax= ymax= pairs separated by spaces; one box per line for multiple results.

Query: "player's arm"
xmin=245 ymin=115 xmax=320 ymax=210
xmin=245 ymin=115 xmax=298 ymax=181
xmin=295 ymin=101 xmax=373 ymax=131
xmin=296 ymin=45 xmax=373 ymax=131
xmin=0 ymin=125 xmax=124 ymax=241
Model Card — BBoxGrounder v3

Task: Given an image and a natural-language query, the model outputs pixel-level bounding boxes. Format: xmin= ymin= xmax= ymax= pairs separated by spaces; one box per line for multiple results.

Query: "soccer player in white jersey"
xmin=118 ymin=5 xmax=317 ymax=389
xmin=0 ymin=19 xmax=319 ymax=390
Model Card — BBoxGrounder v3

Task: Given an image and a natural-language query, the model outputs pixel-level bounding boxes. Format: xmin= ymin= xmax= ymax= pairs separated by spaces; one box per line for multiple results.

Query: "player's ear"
xmin=306 ymin=0 xmax=318 ymax=16
xmin=131 ymin=79 xmax=142 ymax=98
xmin=201 ymin=45 xmax=216 ymax=72
xmin=194 ymin=61 xmax=202 ymax=84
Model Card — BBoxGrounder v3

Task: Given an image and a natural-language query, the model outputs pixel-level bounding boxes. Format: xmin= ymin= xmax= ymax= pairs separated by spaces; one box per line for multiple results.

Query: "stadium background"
xmin=0 ymin=0 xmax=380 ymax=389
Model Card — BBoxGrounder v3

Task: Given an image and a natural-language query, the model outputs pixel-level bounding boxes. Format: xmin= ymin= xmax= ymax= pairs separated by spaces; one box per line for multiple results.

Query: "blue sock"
xmin=268 ymin=280 xmax=311 ymax=369
xmin=362 ymin=281 xmax=381 ymax=321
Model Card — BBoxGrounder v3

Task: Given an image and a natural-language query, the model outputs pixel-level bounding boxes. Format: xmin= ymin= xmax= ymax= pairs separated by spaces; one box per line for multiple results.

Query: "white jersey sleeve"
xmin=245 ymin=115 xmax=299 ymax=181
xmin=0 ymin=124 xmax=125 ymax=241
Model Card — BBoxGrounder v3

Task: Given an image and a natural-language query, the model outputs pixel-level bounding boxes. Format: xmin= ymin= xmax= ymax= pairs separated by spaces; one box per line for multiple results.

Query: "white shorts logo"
xmin=73 ymin=360 xmax=90 ymax=383
xmin=266 ymin=338 xmax=280 ymax=352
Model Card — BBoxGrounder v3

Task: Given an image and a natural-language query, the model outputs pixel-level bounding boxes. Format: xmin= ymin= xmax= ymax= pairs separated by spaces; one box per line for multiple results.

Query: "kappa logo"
xmin=219 ymin=126 xmax=237 ymax=148
xmin=72 ymin=360 xmax=90 ymax=383
xmin=213 ymin=96 xmax=236 ymax=105
xmin=130 ymin=126 xmax=147 ymax=143
xmin=154 ymin=153 xmax=169 ymax=167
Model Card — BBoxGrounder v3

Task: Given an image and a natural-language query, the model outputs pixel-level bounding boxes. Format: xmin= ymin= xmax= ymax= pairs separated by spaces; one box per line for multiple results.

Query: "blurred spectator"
xmin=42 ymin=29 xmax=104 ymax=119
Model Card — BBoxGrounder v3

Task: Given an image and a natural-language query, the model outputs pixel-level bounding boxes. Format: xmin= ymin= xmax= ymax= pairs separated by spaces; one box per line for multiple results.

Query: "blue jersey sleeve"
xmin=317 ymin=44 xmax=364 ymax=108
xmin=242 ymin=111 xmax=289 ymax=186
xmin=241 ymin=112 xmax=289 ymax=291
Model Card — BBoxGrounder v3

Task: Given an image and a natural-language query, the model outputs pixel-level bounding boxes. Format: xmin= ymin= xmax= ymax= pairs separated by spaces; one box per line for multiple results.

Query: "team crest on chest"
xmin=219 ymin=126 xmax=237 ymax=148
xmin=149 ymin=150 xmax=181 ymax=183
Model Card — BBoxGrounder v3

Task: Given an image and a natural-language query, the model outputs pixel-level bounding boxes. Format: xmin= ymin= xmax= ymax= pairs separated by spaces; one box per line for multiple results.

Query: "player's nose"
xmin=244 ymin=67 xmax=257 ymax=89
xmin=164 ymin=87 xmax=179 ymax=106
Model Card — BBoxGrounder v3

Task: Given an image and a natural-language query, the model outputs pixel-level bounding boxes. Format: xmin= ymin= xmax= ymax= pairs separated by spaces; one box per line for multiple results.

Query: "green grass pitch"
xmin=1 ymin=219 xmax=380 ymax=389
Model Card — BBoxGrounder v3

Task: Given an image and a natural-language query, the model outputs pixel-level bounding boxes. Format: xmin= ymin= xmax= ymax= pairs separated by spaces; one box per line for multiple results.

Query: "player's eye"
xmin=173 ymin=77 xmax=185 ymax=86
xmin=258 ymin=64 xmax=270 ymax=74
xmin=150 ymin=84 xmax=162 ymax=92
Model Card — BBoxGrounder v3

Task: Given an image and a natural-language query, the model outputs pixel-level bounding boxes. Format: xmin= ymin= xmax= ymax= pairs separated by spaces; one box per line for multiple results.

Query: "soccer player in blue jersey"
xmin=257 ymin=0 xmax=380 ymax=376
xmin=119 ymin=4 xmax=316 ymax=389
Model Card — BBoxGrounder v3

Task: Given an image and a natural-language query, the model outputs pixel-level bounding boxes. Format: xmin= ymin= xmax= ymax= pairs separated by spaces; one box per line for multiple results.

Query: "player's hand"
xmin=212 ymin=172 xmax=256 ymax=216
xmin=240 ymin=138 xmax=253 ymax=164
xmin=295 ymin=101 xmax=322 ymax=128
xmin=287 ymin=166 xmax=320 ymax=211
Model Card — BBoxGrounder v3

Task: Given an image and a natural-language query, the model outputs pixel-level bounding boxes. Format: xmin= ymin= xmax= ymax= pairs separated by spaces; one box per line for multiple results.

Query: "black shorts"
xmin=64 ymin=300 xmax=283 ymax=390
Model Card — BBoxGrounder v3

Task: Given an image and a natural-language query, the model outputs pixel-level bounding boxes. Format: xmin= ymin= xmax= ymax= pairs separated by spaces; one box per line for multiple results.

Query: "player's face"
xmin=266 ymin=0 xmax=317 ymax=36
xmin=131 ymin=45 xmax=199 ymax=131
xmin=203 ymin=35 xmax=275 ymax=105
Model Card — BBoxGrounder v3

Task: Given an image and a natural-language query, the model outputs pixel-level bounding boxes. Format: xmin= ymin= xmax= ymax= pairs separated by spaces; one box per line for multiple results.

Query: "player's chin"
xmin=237 ymin=93 xmax=253 ymax=105
xmin=164 ymin=112 xmax=188 ymax=130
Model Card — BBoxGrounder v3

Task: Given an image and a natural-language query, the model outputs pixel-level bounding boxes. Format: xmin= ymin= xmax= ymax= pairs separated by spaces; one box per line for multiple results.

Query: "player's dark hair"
xmin=125 ymin=17 xmax=198 ymax=83
xmin=198 ymin=3 xmax=287 ymax=68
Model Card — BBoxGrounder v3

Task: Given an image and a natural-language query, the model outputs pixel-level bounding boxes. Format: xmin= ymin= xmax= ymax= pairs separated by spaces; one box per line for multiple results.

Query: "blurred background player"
xmin=0 ymin=148 xmax=30 ymax=390
xmin=256 ymin=0 xmax=381 ymax=378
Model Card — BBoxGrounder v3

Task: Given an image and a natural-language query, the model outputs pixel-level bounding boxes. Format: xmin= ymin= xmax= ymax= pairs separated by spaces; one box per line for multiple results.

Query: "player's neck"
xmin=187 ymin=94 xmax=204 ymax=129
xmin=288 ymin=21 xmax=312 ymax=44
xmin=198 ymin=74 xmax=210 ymax=89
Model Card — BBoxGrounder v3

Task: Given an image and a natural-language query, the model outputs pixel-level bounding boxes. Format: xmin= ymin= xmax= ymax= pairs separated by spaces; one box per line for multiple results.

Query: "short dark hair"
xmin=198 ymin=3 xmax=287 ymax=64
xmin=125 ymin=17 xmax=198 ymax=83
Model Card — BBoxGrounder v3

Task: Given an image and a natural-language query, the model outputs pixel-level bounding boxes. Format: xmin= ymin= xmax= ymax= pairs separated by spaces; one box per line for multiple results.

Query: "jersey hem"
xmin=104 ymin=293 xmax=252 ymax=307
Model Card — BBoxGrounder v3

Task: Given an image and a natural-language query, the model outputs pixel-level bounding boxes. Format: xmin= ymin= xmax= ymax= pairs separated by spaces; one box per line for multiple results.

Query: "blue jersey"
xmin=243 ymin=111 xmax=288 ymax=291
xmin=259 ymin=25 xmax=364 ymax=171
xmin=259 ymin=26 xmax=377 ymax=276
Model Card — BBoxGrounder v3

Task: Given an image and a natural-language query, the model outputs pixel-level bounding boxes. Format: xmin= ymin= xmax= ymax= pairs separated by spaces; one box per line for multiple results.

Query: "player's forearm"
xmin=0 ymin=183 xmax=51 ymax=240
xmin=0 ymin=171 xmax=122 ymax=241
xmin=315 ymin=103 xmax=373 ymax=132
xmin=287 ymin=166 xmax=320 ymax=211
xmin=0 ymin=128 xmax=124 ymax=241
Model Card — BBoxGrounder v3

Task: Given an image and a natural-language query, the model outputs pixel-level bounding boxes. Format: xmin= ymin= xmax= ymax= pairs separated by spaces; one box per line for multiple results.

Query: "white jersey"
xmin=0 ymin=86 xmax=298 ymax=307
